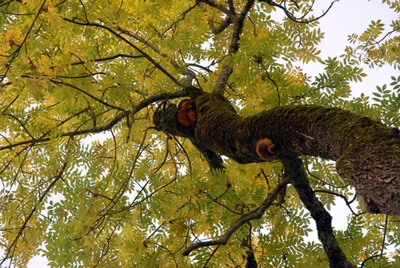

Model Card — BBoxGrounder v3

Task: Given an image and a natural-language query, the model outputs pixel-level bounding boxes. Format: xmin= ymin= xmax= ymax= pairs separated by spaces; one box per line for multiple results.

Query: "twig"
xmin=259 ymin=0 xmax=338 ymax=24
xmin=380 ymin=215 xmax=388 ymax=256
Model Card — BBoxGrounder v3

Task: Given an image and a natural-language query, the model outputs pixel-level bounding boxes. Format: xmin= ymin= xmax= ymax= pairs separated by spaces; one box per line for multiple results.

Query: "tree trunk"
xmin=154 ymin=93 xmax=400 ymax=216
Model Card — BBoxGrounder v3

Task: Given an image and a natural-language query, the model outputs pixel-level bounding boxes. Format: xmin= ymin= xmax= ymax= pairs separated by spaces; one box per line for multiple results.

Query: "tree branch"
xmin=196 ymin=0 xmax=232 ymax=15
xmin=117 ymin=26 xmax=196 ymax=86
xmin=259 ymin=0 xmax=338 ymax=24
xmin=49 ymin=79 xmax=126 ymax=112
xmin=183 ymin=176 xmax=289 ymax=256
xmin=213 ymin=0 xmax=255 ymax=95
xmin=0 ymin=91 xmax=187 ymax=151
xmin=70 ymin=53 xmax=144 ymax=66
xmin=281 ymin=157 xmax=355 ymax=268
xmin=208 ymin=17 xmax=233 ymax=34
xmin=63 ymin=18 xmax=184 ymax=87
xmin=313 ymin=189 xmax=359 ymax=216
xmin=156 ymin=92 xmax=400 ymax=216
xmin=0 ymin=161 xmax=68 ymax=265
xmin=0 ymin=0 xmax=47 ymax=82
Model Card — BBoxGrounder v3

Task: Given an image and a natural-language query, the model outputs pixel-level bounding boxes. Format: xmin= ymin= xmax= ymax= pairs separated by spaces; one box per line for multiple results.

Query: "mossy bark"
xmin=154 ymin=93 xmax=400 ymax=216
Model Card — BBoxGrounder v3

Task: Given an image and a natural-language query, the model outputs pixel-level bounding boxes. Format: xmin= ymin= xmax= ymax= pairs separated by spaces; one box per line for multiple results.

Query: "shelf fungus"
xmin=255 ymin=138 xmax=279 ymax=161
xmin=176 ymin=99 xmax=197 ymax=127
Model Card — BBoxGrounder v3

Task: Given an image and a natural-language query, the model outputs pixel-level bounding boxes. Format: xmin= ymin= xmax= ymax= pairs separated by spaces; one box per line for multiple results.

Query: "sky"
xmin=302 ymin=0 xmax=399 ymax=98
xmin=16 ymin=1 xmax=400 ymax=267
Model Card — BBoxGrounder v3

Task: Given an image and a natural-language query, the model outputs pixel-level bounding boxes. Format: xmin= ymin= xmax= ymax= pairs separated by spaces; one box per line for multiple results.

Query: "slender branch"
xmin=78 ymin=0 xmax=89 ymax=23
xmin=0 ymin=1 xmax=14 ymax=8
xmin=187 ymin=63 xmax=213 ymax=73
xmin=360 ymin=254 xmax=381 ymax=267
xmin=49 ymin=79 xmax=126 ymax=112
xmin=124 ymin=175 xmax=179 ymax=213
xmin=259 ymin=0 xmax=338 ymax=24
xmin=117 ymin=26 xmax=196 ymax=85
xmin=1 ymin=0 xmax=47 ymax=82
xmin=213 ymin=0 xmax=255 ymax=95
xmin=183 ymin=176 xmax=289 ymax=256
xmin=0 ymin=91 xmax=187 ymax=151
xmin=297 ymin=0 xmax=316 ymax=20
xmin=0 ymin=111 xmax=125 ymax=151
xmin=257 ymin=60 xmax=281 ymax=106
xmin=1 ymin=113 xmax=35 ymax=140
xmin=374 ymin=26 xmax=400 ymax=46
xmin=163 ymin=3 xmax=199 ymax=36
xmin=132 ymin=90 xmax=187 ymax=114
xmin=93 ymin=224 xmax=118 ymax=268
xmin=1 ymin=94 xmax=19 ymax=113
xmin=201 ymin=189 xmax=241 ymax=215
xmin=203 ymin=245 xmax=221 ymax=268
xmin=380 ymin=215 xmax=388 ymax=256
xmin=70 ymin=53 xmax=144 ymax=65
xmin=313 ymin=189 xmax=359 ymax=216
xmin=0 ymin=161 xmax=68 ymax=265
xmin=63 ymin=18 xmax=184 ymax=87
xmin=56 ymin=72 xmax=106 ymax=79
xmin=196 ymin=0 xmax=232 ymax=15
xmin=87 ymin=130 xmax=151 ymax=234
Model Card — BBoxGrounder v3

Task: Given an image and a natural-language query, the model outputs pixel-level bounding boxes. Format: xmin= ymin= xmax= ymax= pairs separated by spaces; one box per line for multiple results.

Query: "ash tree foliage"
xmin=0 ymin=0 xmax=400 ymax=267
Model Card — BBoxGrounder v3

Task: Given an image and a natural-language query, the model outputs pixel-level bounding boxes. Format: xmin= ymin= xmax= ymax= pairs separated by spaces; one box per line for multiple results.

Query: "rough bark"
xmin=154 ymin=92 xmax=400 ymax=216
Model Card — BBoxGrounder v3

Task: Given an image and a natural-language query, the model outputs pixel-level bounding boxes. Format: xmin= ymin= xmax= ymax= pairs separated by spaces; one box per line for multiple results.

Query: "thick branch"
xmin=154 ymin=92 xmax=400 ymax=216
xmin=153 ymin=97 xmax=224 ymax=170
xmin=281 ymin=157 xmax=355 ymax=268
xmin=208 ymin=17 xmax=233 ymax=34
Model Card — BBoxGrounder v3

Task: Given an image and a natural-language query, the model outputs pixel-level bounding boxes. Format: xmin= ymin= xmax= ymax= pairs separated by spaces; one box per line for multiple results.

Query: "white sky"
xmin=22 ymin=1 xmax=399 ymax=267
xmin=303 ymin=0 xmax=399 ymax=97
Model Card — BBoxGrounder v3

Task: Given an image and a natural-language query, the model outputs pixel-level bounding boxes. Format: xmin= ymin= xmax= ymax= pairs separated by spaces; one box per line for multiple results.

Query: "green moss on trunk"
xmin=154 ymin=92 xmax=400 ymax=216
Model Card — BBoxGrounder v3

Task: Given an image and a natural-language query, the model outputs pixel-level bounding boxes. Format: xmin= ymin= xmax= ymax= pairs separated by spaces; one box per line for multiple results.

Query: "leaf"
xmin=0 ymin=0 xmax=398 ymax=267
